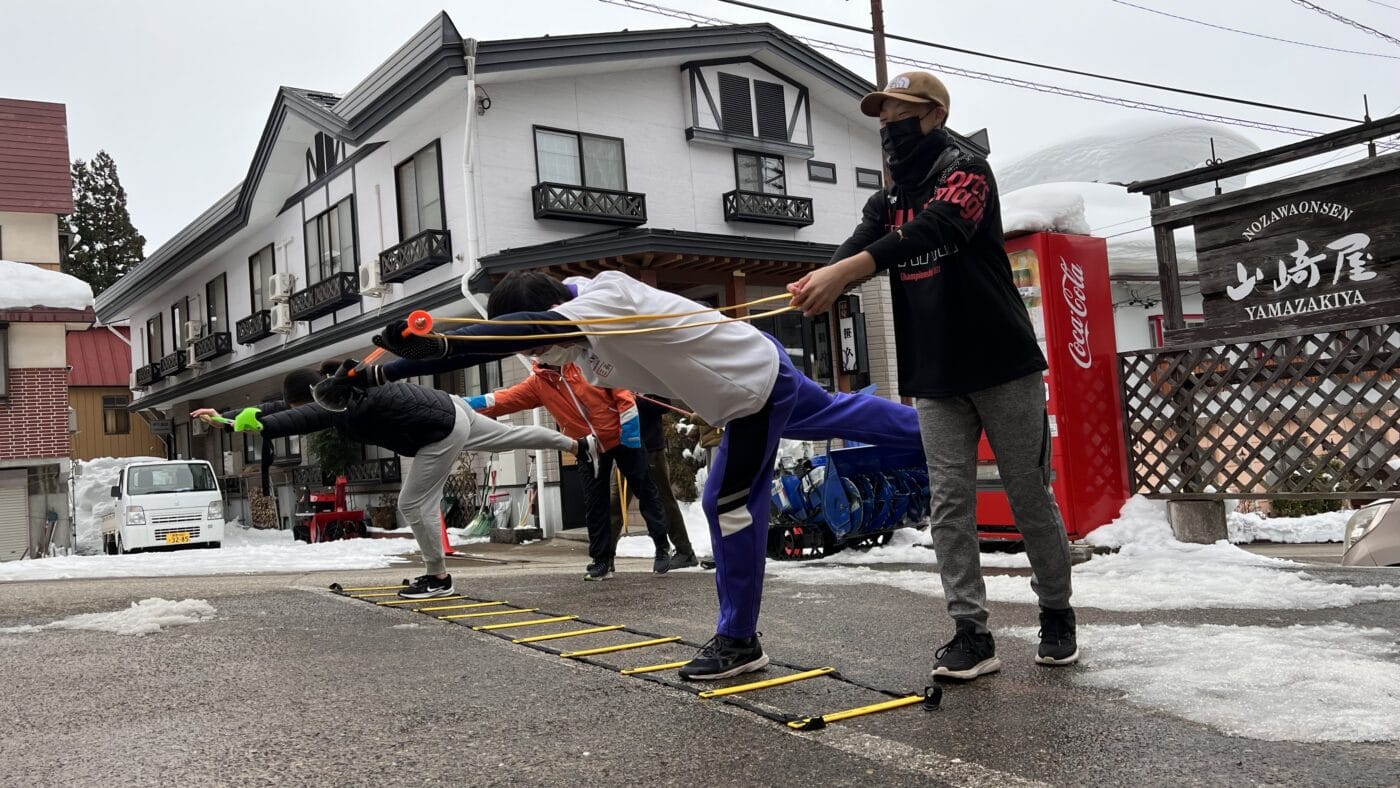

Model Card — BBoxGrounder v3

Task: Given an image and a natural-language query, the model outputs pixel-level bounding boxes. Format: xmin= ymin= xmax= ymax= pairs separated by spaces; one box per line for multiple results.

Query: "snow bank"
xmin=1001 ymin=183 xmax=1090 ymax=237
xmin=615 ymin=499 xmax=712 ymax=563
xmin=72 ymin=456 xmax=165 ymax=554
xmin=0 ymin=598 xmax=215 ymax=636
xmin=0 ymin=260 xmax=95 ymax=311
xmin=1081 ymin=495 xmax=1177 ymax=549
xmin=0 ymin=526 xmax=419 ymax=583
xmin=1007 ymin=623 xmax=1400 ymax=742
xmin=997 ymin=119 xmax=1260 ymax=202
xmin=1227 ymin=508 xmax=1349 ymax=544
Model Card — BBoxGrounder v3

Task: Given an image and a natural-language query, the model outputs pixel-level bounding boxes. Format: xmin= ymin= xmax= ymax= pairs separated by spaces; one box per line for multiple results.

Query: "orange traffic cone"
xmin=442 ymin=512 xmax=460 ymax=556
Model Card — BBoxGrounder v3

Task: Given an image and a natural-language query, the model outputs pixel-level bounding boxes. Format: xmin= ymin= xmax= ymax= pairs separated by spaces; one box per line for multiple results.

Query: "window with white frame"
xmin=395 ymin=141 xmax=445 ymax=240
xmin=533 ymin=128 xmax=627 ymax=191
xmin=304 ymin=197 xmax=356 ymax=283
xmin=103 ymin=395 xmax=130 ymax=435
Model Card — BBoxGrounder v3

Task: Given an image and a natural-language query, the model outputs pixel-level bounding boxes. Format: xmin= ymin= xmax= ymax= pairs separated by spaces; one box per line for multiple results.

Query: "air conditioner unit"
xmin=271 ymin=303 xmax=293 ymax=334
xmin=191 ymin=419 xmax=208 ymax=437
xmin=184 ymin=321 xmax=204 ymax=342
xmin=359 ymin=262 xmax=387 ymax=297
xmin=269 ymin=272 xmax=296 ymax=303
xmin=67 ymin=407 xmax=78 ymax=434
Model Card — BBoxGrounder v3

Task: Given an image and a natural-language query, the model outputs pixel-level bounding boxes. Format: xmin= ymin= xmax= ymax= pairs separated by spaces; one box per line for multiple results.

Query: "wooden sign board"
xmin=1192 ymin=167 xmax=1400 ymax=340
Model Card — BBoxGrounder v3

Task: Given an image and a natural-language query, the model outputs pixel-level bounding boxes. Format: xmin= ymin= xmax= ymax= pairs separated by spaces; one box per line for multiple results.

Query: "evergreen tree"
xmin=63 ymin=151 xmax=146 ymax=295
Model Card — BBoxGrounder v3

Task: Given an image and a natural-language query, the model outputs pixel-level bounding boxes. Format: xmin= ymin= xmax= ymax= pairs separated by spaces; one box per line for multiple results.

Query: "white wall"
xmin=0 ymin=211 xmax=60 ymax=265
xmin=1112 ymin=288 xmax=1205 ymax=351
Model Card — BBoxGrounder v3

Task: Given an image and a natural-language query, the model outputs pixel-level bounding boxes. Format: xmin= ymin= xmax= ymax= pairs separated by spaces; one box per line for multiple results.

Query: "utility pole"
xmin=871 ymin=0 xmax=889 ymax=91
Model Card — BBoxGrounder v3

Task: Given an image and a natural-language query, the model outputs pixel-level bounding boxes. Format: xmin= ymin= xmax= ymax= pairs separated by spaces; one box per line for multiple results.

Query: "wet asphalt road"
xmin=2 ymin=543 xmax=1398 ymax=787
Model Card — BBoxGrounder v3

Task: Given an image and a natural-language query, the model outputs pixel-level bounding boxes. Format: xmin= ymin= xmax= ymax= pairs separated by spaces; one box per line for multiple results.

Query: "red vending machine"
xmin=975 ymin=231 xmax=1130 ymax=542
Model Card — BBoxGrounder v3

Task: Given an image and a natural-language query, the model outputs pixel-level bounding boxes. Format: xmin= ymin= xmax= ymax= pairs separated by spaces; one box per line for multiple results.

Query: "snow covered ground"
xmin=1227 ymin=508 xmax=1349 ymax=544
xmin=0 ymin=598 xmax=216 ymax=636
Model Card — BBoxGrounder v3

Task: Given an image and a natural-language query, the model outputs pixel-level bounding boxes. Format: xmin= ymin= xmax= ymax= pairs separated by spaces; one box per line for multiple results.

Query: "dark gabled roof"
xmin=479 ymin=227 xmax=839 ymax=273
xmin=96 ymin=15 xmax=875 ymax=321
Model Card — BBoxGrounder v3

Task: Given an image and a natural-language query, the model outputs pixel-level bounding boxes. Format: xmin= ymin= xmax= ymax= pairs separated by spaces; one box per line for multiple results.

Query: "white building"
xmin=93 ymin=15 xmax=991 ymax=533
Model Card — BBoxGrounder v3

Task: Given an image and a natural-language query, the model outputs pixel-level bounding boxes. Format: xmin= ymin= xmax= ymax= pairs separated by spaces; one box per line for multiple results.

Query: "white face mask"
xmin=535 ymin=346 xmax=578 ymax=367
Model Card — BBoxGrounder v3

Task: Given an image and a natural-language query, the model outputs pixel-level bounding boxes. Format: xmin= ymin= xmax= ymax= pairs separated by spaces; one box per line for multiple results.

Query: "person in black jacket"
xmin=608 ymin=394 xmax=698 ymax=570
xmin=787 ymin=71 xmax=1078 ymax=681
xmin=195 ymin=363 xmax=590 ymax=599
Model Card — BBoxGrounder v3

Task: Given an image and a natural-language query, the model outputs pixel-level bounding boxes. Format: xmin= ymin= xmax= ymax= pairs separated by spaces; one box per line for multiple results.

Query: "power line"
xmin=602 ymin=0 xmax=1329 ymax=138
xmin=709 ymin=0 xmax=1361 ymax=122
xmin=1111 ymin=0 xmax=1400 ymax=59
xmin=1290 ymin=0 xmax=1400 ymax=47
xmin=1363 ymin=0 xmax=1400 ymax=13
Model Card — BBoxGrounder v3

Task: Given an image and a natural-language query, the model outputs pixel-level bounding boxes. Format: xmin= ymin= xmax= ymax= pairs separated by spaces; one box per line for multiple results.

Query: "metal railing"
xmin=157 ymin=351 xmax=187 ymax=377
xmin=532 ymin=182 xmax=647 ymax=226
xmin=236 ymin=310 xmax=273 ymax=344
xmin=289 ymin=272 xmax=359 ymax=322
xmin=380 ymin=228 xmax=452 ymax=284
xmin=193 ymin=331 xmax=232 ymax=362
xmin=722 ymin=190 xmax=813 ymax=227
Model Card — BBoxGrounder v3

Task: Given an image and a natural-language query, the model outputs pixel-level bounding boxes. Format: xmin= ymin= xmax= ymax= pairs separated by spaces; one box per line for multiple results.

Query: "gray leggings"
xmin=400 ymin=399 xmax=575 ymax=575
xmin=916 ymin=372 xmax=1073 ymax=631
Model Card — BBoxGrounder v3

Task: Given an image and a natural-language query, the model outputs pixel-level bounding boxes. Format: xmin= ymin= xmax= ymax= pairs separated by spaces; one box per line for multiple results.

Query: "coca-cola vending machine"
xmin=975 ymin=231 xmax=1130 ymax=542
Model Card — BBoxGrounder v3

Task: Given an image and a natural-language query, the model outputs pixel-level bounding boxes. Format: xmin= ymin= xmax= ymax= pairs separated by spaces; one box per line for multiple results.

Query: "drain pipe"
xmin=460 ymin=41 xmax=553 ymax=536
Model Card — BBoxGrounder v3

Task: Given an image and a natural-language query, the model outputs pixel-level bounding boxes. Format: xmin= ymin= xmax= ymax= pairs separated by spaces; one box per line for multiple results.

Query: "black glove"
xmin=373 ymin=320 xmax=448 ymax=361
xmin=333 ymin=358 xmax=385 ymax=388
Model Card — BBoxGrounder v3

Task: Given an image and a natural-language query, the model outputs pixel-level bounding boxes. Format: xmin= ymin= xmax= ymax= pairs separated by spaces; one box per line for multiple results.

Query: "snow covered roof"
xmin=0 ymin=260 xmax=95 ymax=311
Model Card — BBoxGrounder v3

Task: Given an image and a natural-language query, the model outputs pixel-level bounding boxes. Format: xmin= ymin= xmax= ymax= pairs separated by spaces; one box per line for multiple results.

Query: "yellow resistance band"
xmin=435 ymin=304 xmax=796 ymax=343
xmin=430 ymin=293 xmax=792 ymax=327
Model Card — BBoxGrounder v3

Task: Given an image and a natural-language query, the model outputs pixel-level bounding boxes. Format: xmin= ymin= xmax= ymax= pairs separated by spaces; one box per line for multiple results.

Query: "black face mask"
xmin=879 ymin=116 xmax=925 ymax=165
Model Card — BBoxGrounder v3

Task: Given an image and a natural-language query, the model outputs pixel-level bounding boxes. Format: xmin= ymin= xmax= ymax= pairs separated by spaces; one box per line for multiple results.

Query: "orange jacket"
xmin=476 ymin=362 xmax=635 ymax=451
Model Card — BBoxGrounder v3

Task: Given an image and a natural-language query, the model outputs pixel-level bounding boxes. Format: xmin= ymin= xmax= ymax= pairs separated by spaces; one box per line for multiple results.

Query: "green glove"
xmin=232 ymin=407 xmax=263 ymax=433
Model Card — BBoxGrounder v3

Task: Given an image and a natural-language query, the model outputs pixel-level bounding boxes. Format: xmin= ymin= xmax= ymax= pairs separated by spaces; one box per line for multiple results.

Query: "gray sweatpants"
xmin=400 ymin=399 xmax=575 ymax=576
xmin=916 ymin=371 xmax=1073 ymax=632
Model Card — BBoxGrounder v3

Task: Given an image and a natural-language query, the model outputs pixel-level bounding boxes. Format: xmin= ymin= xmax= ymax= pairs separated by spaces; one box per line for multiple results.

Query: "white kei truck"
xmin=101 ymin=460 xmax=225 ymax=554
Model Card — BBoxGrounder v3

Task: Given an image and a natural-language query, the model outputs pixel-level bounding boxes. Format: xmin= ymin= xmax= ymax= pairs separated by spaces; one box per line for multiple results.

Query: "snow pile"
xmin=997 ymin=119 xmax=1260 ymax=202
xmin=1227 ymin=508 xmax=1350 ymax=544
xmin=1008 ymin=623 xmax=1400 ymax=742
xmin=0 ymin=526 xmax=419 ymax=583
xmin=1001 ymin=183 xmax=1090 ymax=236
xmin=72 ymin=456 xmax=165 ymax=554
xmin=0 ymin=598 xmax=215 ymax=636
xmin=1081 ymin=495 xmax=1177 ymax=549
xmin=615 ymin=498 xmax=712 ymax=564
xmin=0 ymin=260 xmax=95 ymax=311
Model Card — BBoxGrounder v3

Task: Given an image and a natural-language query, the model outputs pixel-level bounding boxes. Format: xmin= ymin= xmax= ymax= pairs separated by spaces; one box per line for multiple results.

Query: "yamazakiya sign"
xmin=1195 ymin=174 xmax=1398 ymax=337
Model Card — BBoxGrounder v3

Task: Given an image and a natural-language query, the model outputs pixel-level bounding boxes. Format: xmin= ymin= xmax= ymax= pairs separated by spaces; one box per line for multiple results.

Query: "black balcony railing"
xmin=344 ymin=458 xmax=402 ymax=485
xmin=532 ymin=182 xmax=647 ymax=226
xmin=157 ymin=350 xmax=187 ymax=377
xmin=236 ymin=310 xmax=273 ymax=344
xmin=193 ymin=332 xmax=232 ymax=362
xmin=380 ymin=228 xmax=452 ymax=284
xmin=722 ymin=190 xmax=814 ymax=227
xmin=134 ymin=363 xmax=158 ymax=388
xmin=289 ymin=272 xmax=359 ymax=322
xmin=290 ymin=465 xmax=324 ymax=488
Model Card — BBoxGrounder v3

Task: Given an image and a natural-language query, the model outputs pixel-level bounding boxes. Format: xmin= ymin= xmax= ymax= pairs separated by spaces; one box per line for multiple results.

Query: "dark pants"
xmin=610 ymin=448 xmax=695 ymax=557
xmin=578 ymin=444 xmax=669 ymax=564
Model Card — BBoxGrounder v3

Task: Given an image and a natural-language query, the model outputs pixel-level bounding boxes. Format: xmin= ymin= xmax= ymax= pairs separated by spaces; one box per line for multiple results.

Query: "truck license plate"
xmin=165 ymin=532 xmax=191 ymax=544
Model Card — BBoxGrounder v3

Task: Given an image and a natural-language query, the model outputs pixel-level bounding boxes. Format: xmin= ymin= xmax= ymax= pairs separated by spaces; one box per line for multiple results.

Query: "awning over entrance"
xmin=477 ymin=227 xmax=838 ymax=287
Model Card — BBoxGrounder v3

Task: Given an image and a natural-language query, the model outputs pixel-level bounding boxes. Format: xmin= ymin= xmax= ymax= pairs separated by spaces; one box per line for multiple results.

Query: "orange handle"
xmin=347 ymin=310 xmax=434 ymax=377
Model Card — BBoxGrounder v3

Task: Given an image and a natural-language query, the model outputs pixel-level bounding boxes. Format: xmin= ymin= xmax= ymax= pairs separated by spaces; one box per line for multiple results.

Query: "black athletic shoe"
xmin=653 ymin=550 xmax=671 ymax=574
xmin=931 ymin=619 xmax=1002 ymax=681
xmin=583 ymin=561 xmax=614 ymax=581
xmin=668 ymin=552 xmax=699 ymax=570
xmin=575 ymin=435 xmax=602 ymax=477
xmin=678 ymin=634 xmax=770 ymax=681
xmin=1036 ymin=606 xmax=1079 ymax=666
xmin=398 ymin=574 xmax=455 ymax=599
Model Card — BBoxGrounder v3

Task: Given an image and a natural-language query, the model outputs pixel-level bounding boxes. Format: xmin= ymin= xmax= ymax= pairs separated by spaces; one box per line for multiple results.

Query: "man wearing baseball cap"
xmin=788 ymin=72 xmax=1078 ymax=681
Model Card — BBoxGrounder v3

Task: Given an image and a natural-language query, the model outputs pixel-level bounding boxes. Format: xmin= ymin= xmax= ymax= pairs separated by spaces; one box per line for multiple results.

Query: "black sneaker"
xmin=583 ymin=561 xmax=614 ymax=581
xmin=398 ymin=574 xmax=455 ymax=599
xmin=668 ymin=552 xmax=699 ymax=570
xmin=653 ymin=550 xmax=671 ymax=574
xmin=931 ymin=619 xmax=1001 ymax=681
xmin=575 ymin=435 xmax=602 ymax=477
xmin=678 ymin=634 xmax=769 ymax=681
xmin=1036 ymin=606 xmax=1079 ymax=666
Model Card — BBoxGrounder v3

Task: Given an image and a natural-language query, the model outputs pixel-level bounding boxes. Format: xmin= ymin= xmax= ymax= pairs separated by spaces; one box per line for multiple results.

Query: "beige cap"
xmin=859 ymin=71 xmax=950 ymax=117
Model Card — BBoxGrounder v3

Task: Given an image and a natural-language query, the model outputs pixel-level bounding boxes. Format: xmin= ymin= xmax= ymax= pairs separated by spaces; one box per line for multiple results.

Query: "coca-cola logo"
xmin=1060 ymin=257 xmax=1092 ymax=370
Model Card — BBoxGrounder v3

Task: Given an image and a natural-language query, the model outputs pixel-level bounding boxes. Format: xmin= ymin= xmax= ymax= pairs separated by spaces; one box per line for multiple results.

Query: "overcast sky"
xmin=4 ymin=0 xmax=1398 ymax=250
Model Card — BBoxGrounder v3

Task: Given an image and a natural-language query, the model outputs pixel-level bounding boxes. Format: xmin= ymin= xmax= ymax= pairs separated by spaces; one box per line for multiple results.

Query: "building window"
xmin=243 ymin=433 xmax=258 ymax=464
xmin=395 ymin=141 xmax=445 ymax=240
xmin=1148 ymin=314 xmax=1206 ymax=347
xmin=304 ymin=197 xmax=356 ymax=283
xmin=855 ymin=167 xmax=883 ymax=189
xmin=457 ymin=360 xmax=503 ymax=398
xmin=249 ymin=245 xmax=274 ymax=312
xmin=206 ymin=273 xmax=229 ymax=335
xmin=716 ymin=71 xmax=790 ymax=140
xmin=735 ymin=151 xmax=785 ymax=194
xmin=806 ymin=160 xmax=836 ymax=184
xmin=753 ymin=80 xmax=788 ymax=141
xmin=145 ymin=314 xmax=163 ymax=363
xmin=717 ymin=72 xmax=754 ymax=136
xmin=171 ymin=301 xmax=185 ymax=350
xmin=533 ymin=128 xmax=627 ymax=191
xmin=103 ymin=395 xmax=131 ymax=435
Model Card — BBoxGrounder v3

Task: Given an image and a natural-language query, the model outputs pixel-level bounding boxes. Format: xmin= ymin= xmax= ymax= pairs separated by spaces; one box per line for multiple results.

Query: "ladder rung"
xmin=513 ymin=625 xmax=625 ymax=644
xmin=787 ymin=694 xmax=927 ymax=729
xmin=416 ymin=601 xmax=504 ymax=612
xmin=473 ymin=615 xmax=578 ymax=631
xmin=377 ymin=596 xmax=465 ymax=606
xmin=337 ymin=585 xmax=406 ymax=592
xmin=438 ymin=608 xmax=538 ymax=621
xmin=348 ymin=592 xmax=402 ymax=598
xmin=619 ymin=660 xmax=691 ymax=675
xmin=561 ymin=637 xmax=680 ymax=658
xmin=698 ymin=668 xmax=834 ymax=699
